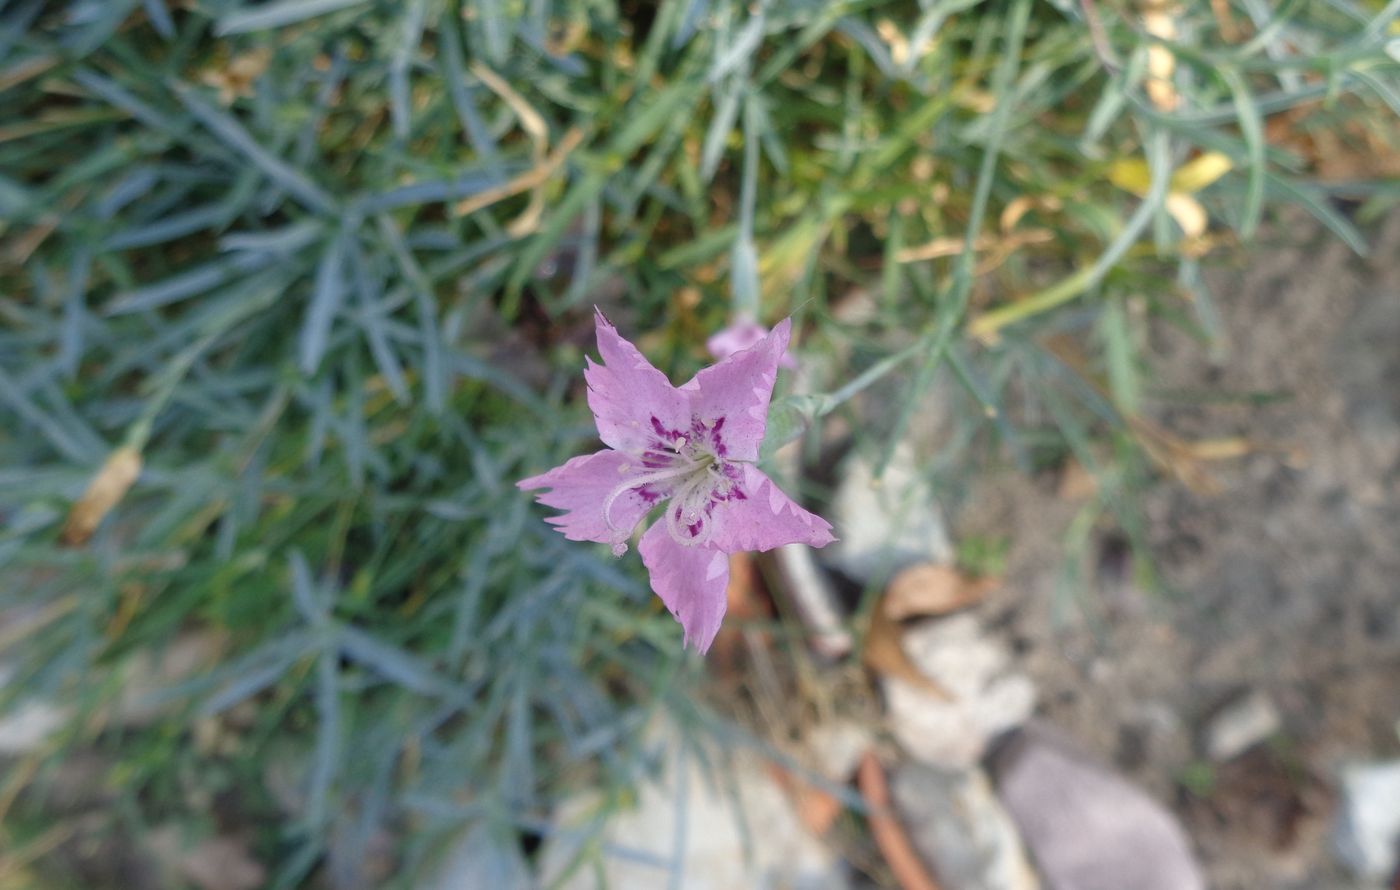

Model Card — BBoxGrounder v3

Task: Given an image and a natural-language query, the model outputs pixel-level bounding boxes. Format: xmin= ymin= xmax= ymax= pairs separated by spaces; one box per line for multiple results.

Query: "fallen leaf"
xmin=1058 ymin=458 xmax=1099 ymax=501
xmin=883 ymin=564 xmax=994 ymax=621
xmin=1143 ymin=6 xmax=1180 ymax=112
xmin=1210 ymin=0 xmax=1242 ymax=42
xmin=61 ymin=446 xmax=142 ymax=546
xmin=895 ymin=228 xmax=1053 ymax=264
xmin=863 ymin=601 xmax=950 ymax=699
xmin=767 ymin=762 xmax=843 ymax=837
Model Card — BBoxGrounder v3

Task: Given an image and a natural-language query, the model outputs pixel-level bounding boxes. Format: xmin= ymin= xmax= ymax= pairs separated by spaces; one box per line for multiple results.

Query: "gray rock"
xmin=1204 ymin=690 xmax=1281 ymax=761
xmin=1333 ymin=760 xmax=1400 ymax=882
xmin=991 ymin=724 xmax=1206 ymax=890
xmin=826 ymin=443 xmax=954 ymax=585
xmin=890 ymin=763 xmax=1040 ymax=890
xmin=537 ymin=720 xmax=849 ymax=890
xmin=0 ymin=665 xmax=67 ymax=754
xmin=884 ymin=615 xmax=1036 ymax=769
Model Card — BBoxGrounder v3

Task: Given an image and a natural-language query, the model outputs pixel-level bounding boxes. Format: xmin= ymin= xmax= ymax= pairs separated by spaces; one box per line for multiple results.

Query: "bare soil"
xmin=961 ymin=212 xmax=1400 ymax=889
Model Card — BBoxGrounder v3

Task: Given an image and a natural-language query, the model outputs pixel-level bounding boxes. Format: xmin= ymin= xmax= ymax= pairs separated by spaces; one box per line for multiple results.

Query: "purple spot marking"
xmin=709 ymin=416 xmax=728 ymax=456
xmin=650 ymin=416 xmax=682 ymax=442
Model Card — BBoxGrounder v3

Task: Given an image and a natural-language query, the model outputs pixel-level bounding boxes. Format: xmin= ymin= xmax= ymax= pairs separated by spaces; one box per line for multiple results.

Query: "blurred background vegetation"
xmin=1 ymin=0 xmax=1398 ymax=886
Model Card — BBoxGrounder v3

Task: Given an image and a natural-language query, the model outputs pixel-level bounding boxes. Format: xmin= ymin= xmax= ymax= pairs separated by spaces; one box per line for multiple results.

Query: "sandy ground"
xmin=961 ymin=212 xmax=1400 ymax=889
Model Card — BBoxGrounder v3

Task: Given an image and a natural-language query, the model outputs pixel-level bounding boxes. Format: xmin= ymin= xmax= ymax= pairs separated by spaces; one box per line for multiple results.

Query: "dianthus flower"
xmin=518 ymin=310 xmax=835 ymax=652
xmin=706 ymin=315 xmax=799 ymax=369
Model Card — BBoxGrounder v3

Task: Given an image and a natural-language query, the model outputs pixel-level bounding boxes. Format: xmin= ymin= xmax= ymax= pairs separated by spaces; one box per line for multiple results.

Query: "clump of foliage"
xmin=1 ymin=0 xmax=1397 ymax=885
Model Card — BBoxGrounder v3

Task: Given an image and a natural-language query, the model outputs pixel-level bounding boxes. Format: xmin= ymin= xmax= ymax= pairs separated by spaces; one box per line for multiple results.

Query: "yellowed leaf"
xmin=1184 ymin=437 xmax=1253 ymax=460
xmin=1166 ymin=192 xmax=1208 ymax=239
xmin=1143 ymin=8 xmax=1180 ymax=111
xmin=1000 ymin=195 xmax=1036 ymax=232
xmin=895 ymin=228 xmax=1052 ymax=264
xmin=1171 ymin=151 xmax=1233 ymax=193
xmin=1108 ymin=158 xmax=1152 ymax=195
xmin=62 ymin=446 xmax=142 ymax=546
xmin=1111 ymin=152 xmax=1232 ymax=215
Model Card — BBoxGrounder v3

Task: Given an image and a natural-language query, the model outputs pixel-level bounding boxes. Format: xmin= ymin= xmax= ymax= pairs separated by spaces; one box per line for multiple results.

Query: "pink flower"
xmin=706 ymin=316 xmax=799 ymax=369
xmin=518 ymin=310 xmax=835 ymax=653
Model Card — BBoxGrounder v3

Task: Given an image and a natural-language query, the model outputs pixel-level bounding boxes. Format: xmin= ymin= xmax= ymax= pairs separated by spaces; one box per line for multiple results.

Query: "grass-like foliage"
xmin=1 ymin=0 xmax=1397 ymax=885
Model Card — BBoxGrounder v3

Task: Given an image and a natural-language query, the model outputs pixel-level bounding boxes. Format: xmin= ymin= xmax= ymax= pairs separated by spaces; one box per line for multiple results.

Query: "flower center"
xmin=601 ymin=416 xmax=744 ymax=553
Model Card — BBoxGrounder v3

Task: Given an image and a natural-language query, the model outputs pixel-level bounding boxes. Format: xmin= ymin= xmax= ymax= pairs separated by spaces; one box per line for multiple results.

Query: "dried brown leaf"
xmin=767 ymin=763 xmax=843 ymax=837
xmin=858 ymin=751 xmax=945 ymax=890
xmin=61 ymin=446 xmax=142 ymax=546
xmin=883 ymin=564 xmax=994 ymax=621
xmin=863 ymin=602 xmax=950 ymax=699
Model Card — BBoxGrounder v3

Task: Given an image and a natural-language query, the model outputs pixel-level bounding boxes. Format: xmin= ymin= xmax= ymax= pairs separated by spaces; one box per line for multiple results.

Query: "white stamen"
xmin=599 ymin=454 xmax=711 ymax=532
xmin=601 ymin=441 xmax=732 ymax=548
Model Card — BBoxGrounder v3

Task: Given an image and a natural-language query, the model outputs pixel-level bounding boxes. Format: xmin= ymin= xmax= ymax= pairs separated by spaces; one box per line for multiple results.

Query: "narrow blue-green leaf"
xmin=307 ymin=650 xmax=339 ymax=830
xmin=337 ymin=626 xmax=448 ymax=697
xmin=375 ymin=215 xmax=445 ymax=413
xmin=175 ymin=85 xmax=337 ymax=214
xmin=219 ymin=220 xmax=324 ymax=254
xmin=674 ymin=0 xmax=710 ymax=48
xmin=347 ymin=241 xmax=409 ymax=402
xmin=289 ymin=550 xmax=325 ymax=623
xmin=389 ymin=0 xmax=430 ymax=140
xmin=440 ymin=9 xmax=503 ymax=174
xmin=908 ymin=0 xmax=984 ymax=72
xmin=197 ymin=637 xmax=310 ymax=715
xmin=353 ymin=170 xmax=500 ymax=214
xmin=709 ymin=13 xmax=765 ymax=84
xmin=216 ymin=0 xmax=370 ymax=35
xmin=1099 ymin=296 xmax=1140 ymax=415
xmin=105 ymin=251 xmax=269 ymax=315
xmin=62 ymin=0 xmax=139 ymax=56
xmin=1363 ymin=0 xmax=1400 ymax=38
xmin=96 ymin=166 xmax=160 ymax=218
xmin=73 ymin=68 xmax=190 ymax=141
xmin=0 ymin=368 xmax=99 ymax=464
xmin=142 ymin=0 xmax=175 ymax=38
xmin=561 ymin=198 xmax=601 ymax=309
xmin=1082 ymin=47 xmax=1146 ymax=149
xmin=300 ymin=235 xmax=347 ymax=374
xmin=1220 ymin=67 xmax=1264 ymax=240
xmin=0 ymin=0 xmax=45 ymax=63
xmin=0 ymin=174 xmax=32 ymax=216
xmin=59 ymin=248 xmax=92 ymax=377
xmin=1351 ymin=66 xmax=1400 ymax=119
xmin=294 ymin=48 xmax=347 ymax=167
xmin=103 ymin=204 xmax=230 ymax=251
xmin=700 ymin=81 xmax=741 ymax=181
xmin=1266 ymin=174 xmax=1368 ymax=256
xmin=477 ymin=0 xmax=509 ymax=64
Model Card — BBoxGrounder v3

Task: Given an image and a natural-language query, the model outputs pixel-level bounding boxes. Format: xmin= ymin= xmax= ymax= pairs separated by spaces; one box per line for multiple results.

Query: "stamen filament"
xmin=600 ymin=451 xmax=714 ymax=533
